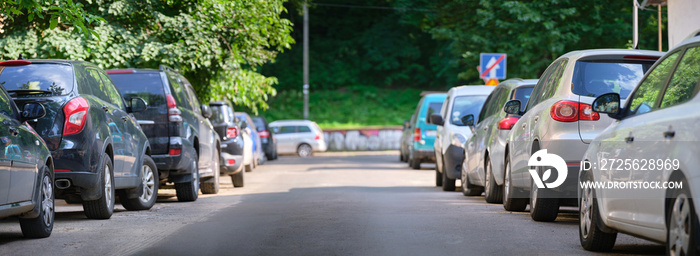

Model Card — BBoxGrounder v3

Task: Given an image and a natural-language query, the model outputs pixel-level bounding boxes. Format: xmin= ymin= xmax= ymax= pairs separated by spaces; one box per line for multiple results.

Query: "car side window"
xmin=626 ymin=51 xmax=681 ymax=117
xmin=86 ymin=68 xmax=113 ymax=104
xmin=298 ymin=126 xmax=312 ymax=133
xmin=478 ymin=88 xmax=499 ymax=123
xmin=660 ymin=46 xmax=700 ymax=109
xmin=440 ymin=97 xmax=450 ymax=117
xmin=542 ymin=59 xmax=568 ymax=100
xmin=0 ymin=89 xmax=15 ymax=118
xmin=526 ymin=61 xmax=557 ymax=111
xmin=166 ymin=72 xmax=191 ymax=109
xmin=98 ymin=71 xmax=126 ymax=109
xmin=279 ymin=126 xmax=296 ymax=134
xmin=181 ymin=77 xmax=201 ymax=114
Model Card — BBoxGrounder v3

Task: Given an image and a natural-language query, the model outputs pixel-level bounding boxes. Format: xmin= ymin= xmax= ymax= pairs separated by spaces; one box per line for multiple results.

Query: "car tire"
xmin=579 ymin=171 xmax=617 ymax=252
xmin=667 ymin=177 xmax=698 ymax=256
xmin=83 ymin=153 xmax=115 ymax=219
xmin=120 ymin=155 xmax=158 ymax=211
xmin=503 ymin=155 xmax=527 ymax=212
xmin=410 ymin=158 xmax=421 ymax=170
xmin=442 ymin=158 xmax=457 ymax=191
xmin=19 ymin=165 xmax=54 ymax=238
xmin=484 ymin=158 xmax=503 ymax=203
xmin=201 ymin=148 xmax=220 ymax=195
xmin=529 ymin=170 xmax=560 ymax=222
xmin=297 ymin=144 xmax=312 ymax=157
xmin=460 ymin=166 xmax=481 ymax=195
xmin=400 ymin=152 xmax=405 ymax=162
xmin=435 ymin=169 xmax=443 ymax=187
xmin=175 ymin=153 xmax=199 ymax=202
xmin=245 ymin=163 xmax=253 ymax=172
xmin=231 ymin=171 xmax=244 ymax=187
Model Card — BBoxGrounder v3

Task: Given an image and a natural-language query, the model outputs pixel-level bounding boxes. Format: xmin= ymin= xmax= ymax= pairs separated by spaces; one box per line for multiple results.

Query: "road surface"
xmin=0 ymin=151 xmax=662 ymax=255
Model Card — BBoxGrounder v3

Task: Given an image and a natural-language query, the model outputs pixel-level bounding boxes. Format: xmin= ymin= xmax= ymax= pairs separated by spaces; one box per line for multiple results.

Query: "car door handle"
xmin=534 ymin=116 xmax=539 ymax=122
xmin=8 ymin=127 xmax=18 ymax=136
xmin=121 ymin=116 xmax=128 ymax=122
xmin=625 ymin=136 xmax=634 ymax=143
xmin=102 ymin=106 xmax=109 ymax=112
xmin=522 ymin=123 xmax=526 ymax=130
xmin=664 ymin=130 xmax=675 ymax=139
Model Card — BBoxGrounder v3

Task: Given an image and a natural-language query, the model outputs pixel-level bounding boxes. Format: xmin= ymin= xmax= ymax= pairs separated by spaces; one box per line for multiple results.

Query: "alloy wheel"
xmin=41 ymin=175 xmax=54 ymax=227
xmin=104 ymin=164 xmax=113 ymax=207
xmin=580 ymin=184 xmax=593 ymax=240
xmin=140 ymin=164 xmax=155 ymax=203
xmin=669 ymin=194 xmax=691 ymax=256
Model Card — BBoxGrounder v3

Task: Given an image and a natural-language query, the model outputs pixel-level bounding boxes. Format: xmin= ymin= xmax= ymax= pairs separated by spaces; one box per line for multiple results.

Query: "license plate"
xmin=425 ymin=130 xmax=437 ymax=137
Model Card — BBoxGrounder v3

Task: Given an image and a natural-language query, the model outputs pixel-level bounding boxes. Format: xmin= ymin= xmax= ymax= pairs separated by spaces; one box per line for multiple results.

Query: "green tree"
xmin=1 ymin=0 xmax=103 ymax=37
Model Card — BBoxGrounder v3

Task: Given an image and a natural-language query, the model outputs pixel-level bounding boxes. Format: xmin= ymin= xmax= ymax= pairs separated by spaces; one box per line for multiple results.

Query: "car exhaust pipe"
xmin=55 ymin=179 xmax=71 ymax=189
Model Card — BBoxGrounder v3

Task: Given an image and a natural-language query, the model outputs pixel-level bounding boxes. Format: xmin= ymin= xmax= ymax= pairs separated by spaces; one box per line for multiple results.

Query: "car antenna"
xmin=18 ymin=54 xmax=25 ymax=60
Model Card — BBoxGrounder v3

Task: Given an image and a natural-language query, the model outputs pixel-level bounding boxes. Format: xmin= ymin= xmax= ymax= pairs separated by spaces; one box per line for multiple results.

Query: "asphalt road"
xmin=0 ymin=151 xmax=663 ymax=255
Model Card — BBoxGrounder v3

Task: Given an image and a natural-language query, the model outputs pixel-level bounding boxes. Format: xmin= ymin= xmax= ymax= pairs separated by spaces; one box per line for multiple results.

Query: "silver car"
xmin=430 ymin=85 xmax=494 ymax=192
xmin=462 ymin=79 xmax=536 ymax=202
xmin=579 ymin=36 xmax=700 ymax=254
xmin=269 ymin=120 xmax=327 ymax=157
xmin=503 ymin=49 xmax=663 ymax=222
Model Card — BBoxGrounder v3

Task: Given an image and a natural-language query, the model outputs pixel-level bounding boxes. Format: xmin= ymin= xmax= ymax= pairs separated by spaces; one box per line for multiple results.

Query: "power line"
xmin=313 ymin=3 xmax=434 ymax=12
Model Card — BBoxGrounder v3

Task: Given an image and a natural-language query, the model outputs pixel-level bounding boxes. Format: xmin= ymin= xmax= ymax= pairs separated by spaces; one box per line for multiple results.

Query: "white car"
xmin=579 ymin=35 xmax=700 ymax=254
xmin=429 ymin=85 xmax=494 ymax=191
xmin=269 ymin=120 xmax=327 ymax=157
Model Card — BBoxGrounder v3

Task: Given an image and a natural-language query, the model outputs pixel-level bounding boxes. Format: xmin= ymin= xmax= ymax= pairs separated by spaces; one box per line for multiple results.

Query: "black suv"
xmin=108 ymin=66 xmax=221 ymax=201
xmin=0 ymin=71 xmax=54 ymax=237
xmin=209 ymin=102 xmax=245 ymax=187
xmin=252 ymin=116 xmax=277 ymax=160
xmin=0 ymin=60 xmax=157 ymax=219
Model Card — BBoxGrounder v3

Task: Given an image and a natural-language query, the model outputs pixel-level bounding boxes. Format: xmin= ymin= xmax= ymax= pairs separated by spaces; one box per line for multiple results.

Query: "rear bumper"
xmin=220 ymin=153 xmax=244 ymax=175
xmin=314 ymin=141 xmax=327 ymax=152
xmin=412 ymin=149 xmax=435 ymax=163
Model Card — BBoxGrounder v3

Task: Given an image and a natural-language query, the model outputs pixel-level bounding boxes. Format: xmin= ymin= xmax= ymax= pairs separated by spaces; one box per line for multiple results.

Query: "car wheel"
xmin=411 ymin=158 xmax=421 ymax=170
xmin=245 ymin=163 xmax=253 ymax=172
xmin=529 ymin=168 xmax=560 ymax=222
xmin=231 ymin=171 xmax=244 ymax=187
xmin=120 ymin=155 xmax=159 ymax=211
xmin=442 ymin=158 xmax=457 ymax=191
xmin=201 ymin=148 xmax=220 ymax=195
xmin=579 ymin=171 xmax=617 ymax=252
xmin=435 ymin=169 xmax=443 ymax=187
xmin=175 ymin=153 xmax=199 ymax=202
xmin=83 ymin=153 xmax=115 ymax=219
xmin=460 ymin=166 xmax=481 ymax=195
xmin=484 ymin=158 xmax=503 ymax=203
xmin=400 ymin=151 xmax=405 ymax=162
xmin=667 ymin=178 xmax=698 ymax=256
xmin=503 ymin=155 xmax=527 ymax=211
xmin=298 ymin=144 xmax=312 ymax=157
xmin=19 ymin=165 xmax=54 ymax=238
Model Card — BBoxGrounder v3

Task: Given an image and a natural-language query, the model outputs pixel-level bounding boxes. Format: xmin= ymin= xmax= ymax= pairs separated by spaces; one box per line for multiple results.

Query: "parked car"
xmin=107 ymin=66 xmax=221 ymax=201
xmin=209 ymin=102 xmax=245 ymax=187
xmin=399 ymin=117 xmax=413 ymax=163
xmin=404 ymin=93 xmax=447 ymax=169
xmin=235 ymin=112 xmax=264 ymax=166
xmin=252 ymin=116 xmax=278 ymax=161
xmin=0 ymin=78 xmax=54 ymax=237
xmin=1 ymin=60 xmax=157 ymax=219
xmin=579 ymin=36 xmax=700 ymax=254
xmin=502 ymin=49 xmax=663 ymax=221
xmin=429 ymin=86 xmax=494 ymax=191
xmin=462 ymin=79 xmax=536 ymax=202
xmin=238 ymin=117 xmax=255 ymax=172
xmin=269 ymin=120 xmax=327 ymax=157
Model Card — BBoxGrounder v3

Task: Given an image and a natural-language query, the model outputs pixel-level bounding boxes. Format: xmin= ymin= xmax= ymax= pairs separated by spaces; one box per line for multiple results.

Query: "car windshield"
xmin=109 ymin=73 xmax=166 ymax=108
xmin=572 ymin=60 xmax=655 ymax=99
xmin=513 ymin=87 xmax=534 ymax=112
xmin=450 ymin=95 xmax=488 ymax=125
xmin=0 ymin=63 xmax=74 ymax=96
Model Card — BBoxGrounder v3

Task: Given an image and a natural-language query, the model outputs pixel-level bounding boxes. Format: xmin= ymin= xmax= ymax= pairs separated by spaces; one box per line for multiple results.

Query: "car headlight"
xmin=451 ymin=133 xmax=467 ymax=148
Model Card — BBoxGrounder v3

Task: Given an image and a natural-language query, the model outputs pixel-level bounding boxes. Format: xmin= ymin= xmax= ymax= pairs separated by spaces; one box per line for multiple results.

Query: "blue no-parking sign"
xmin=479 ymin=53 xmax=507 ymax=79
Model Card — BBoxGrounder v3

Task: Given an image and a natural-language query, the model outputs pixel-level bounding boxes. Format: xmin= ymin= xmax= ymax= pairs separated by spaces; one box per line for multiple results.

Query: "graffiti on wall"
xmin=323 ymin=129 xmax=402 ymax=151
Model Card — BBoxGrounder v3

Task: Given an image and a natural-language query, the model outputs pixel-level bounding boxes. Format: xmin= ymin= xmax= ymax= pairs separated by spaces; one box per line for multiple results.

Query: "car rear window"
xmin=109 ymin=73 xmax=166 ymax=108
xmin=426 ymin=102 xmax=442 ymax=120
xmin=0 ymin=63 xmax=74 ymax=96
xmin=572 ymin=60 xmax=654 ymax=99
xmin=210 ymin=105 xmax=231 ymax=123
xmin=512 ymin=87 xmax=534 ymax=112
xmin=450 ymin=95 xmax=488 ymax=125
xmin=252 ymin=117 xmax=266 ymax=130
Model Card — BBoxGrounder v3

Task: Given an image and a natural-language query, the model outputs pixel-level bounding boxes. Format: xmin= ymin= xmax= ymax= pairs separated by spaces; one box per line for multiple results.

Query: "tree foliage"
xmin=0 ymin=0 xmax=104 ymax=37
xmin=0 ymin=0 xmax=295 ymax=112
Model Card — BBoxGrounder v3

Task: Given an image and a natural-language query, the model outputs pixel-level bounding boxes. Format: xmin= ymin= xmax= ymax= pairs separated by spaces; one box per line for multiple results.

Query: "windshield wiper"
xmin=6 ymin=89 xmax=53 ymax=96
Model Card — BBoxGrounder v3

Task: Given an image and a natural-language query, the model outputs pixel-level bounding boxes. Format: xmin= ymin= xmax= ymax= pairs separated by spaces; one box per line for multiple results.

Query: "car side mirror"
xmin=592 ymin=93 xmax=622 ymax=120
xmin=20 ymin=102 xmax=46 ymax=121
xmin=128 ymin=97 xmax=148 ymax=113
xmin=461 ymin=114 xmax=475 ymax=126
xmin=240 ymin=121 xmax=248 ymax=129
xmin=504 ymin=100 xmax=522 ymax=115
xmin=201 ymin=104 xmax=212 ymax=118
xmin=430 ymin=114 xmax=444 ymax=126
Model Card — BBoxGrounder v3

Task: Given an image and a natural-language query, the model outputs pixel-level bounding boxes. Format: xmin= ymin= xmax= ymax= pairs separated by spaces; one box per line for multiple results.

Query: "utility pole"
xmin=303 ymin=2 xmax=309 ymax=120
xmin=633 ymin=0 xmax=639 ymax=49
xmin=658 ymin=5 xmax=662 ymax=51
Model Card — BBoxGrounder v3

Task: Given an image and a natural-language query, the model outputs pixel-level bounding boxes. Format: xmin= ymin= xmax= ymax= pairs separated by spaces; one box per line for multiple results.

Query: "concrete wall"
xmin=323 ymin=128 xmax=402 ymax=151
xmin=667 ymin=0 xmax=700 ymax=47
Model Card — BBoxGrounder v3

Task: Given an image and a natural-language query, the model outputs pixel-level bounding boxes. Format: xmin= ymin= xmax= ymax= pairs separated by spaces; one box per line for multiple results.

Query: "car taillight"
xmin=166 ymin=95 xmax=182 ymax=122
xmin=314 ymin=133 xmax=321 ymax=140
xmin=550 ymin=100 xmax=599 ymax=122
xmin=54 ymin=169 xmax=71 ymax=172
xmin=259 ymin=130 xmax=270 ymax=138
xmin=63 ymin=97 xmax=89 ymax=136
xmin=226 ymin=127 xmax=238 ymax=138
xmin=414 ymin=128 xmax=421 ymax=141
xmin=227 ymin=159 xmax=235 ymax=165
xmin=0 ymin=60 xmax=31 ymax=66
xmin=498 ymin=116 xmax=520 ymax=130
xmin=169 ymin=148 xmax=181 ymax=155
